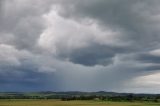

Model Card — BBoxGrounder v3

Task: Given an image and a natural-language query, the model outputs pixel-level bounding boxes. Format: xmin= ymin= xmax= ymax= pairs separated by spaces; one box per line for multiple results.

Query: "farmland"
xmin=0 ymin=92 xmax=160 ymax=106
xmin=0 ymin=99 xmax=160 ymax=106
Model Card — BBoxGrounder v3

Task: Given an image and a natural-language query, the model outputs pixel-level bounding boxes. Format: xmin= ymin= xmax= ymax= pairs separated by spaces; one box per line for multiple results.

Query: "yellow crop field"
xmin=0 ymin=99 xmax=160 ymax=106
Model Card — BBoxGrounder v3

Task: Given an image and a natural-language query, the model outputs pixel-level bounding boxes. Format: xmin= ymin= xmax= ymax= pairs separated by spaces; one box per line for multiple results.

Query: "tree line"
xmin=61 ymin=94 xmax=160 ymax=102
xmin=0 ymin=93 xmax=160 ymax=102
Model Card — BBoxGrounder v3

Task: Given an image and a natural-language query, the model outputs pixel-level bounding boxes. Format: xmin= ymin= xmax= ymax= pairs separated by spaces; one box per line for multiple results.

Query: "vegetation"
xmin=0 ymin=92 xmax=160 ymax=106
xmin=0 ymin=99 xmax=160 ymax=106
xmin=0 ymin=91 xmax=160 ymax=102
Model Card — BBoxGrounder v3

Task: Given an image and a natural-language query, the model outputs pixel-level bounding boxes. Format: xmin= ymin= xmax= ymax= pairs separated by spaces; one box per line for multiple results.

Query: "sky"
xmin=0 ymin=0 xmax=160 ymax=93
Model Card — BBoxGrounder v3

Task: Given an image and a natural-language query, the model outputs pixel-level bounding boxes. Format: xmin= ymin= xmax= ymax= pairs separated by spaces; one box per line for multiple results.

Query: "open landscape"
xmin=1 ymin=0 xmax=160 ymax=106
xmin=0 ymin=92 xmax=160 ymax=106
xmin=0 ymin=99 xmax=160 ymax=106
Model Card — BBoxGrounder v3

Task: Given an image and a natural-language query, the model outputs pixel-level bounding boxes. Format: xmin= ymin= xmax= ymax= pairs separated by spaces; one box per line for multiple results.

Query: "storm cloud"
xmin=0 ymin=0 xmax=160 ymax=93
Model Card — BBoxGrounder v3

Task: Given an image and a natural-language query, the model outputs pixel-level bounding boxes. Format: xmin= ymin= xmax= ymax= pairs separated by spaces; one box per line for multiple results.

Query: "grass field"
xmin=0 ymin=99 xmax=160 ymax=106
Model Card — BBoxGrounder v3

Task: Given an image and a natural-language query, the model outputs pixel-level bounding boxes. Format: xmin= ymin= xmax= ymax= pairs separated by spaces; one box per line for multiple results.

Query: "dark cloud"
xmin=0 ymin=58 xmax=58 ymax=92
xmin=137 ymin=53 xmax=160 ymax=63
xmin=58 ymin=0 xmax=160 ymax=49
xmin=0 ymin=0 xmax=160 ymax=93
xmin=58 ymin=44 xmax=130 ymax=66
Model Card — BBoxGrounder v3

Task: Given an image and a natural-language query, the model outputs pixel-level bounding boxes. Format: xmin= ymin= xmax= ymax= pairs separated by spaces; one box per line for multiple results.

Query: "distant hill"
xmin=0 ymin=91 xmax=160 ymax=102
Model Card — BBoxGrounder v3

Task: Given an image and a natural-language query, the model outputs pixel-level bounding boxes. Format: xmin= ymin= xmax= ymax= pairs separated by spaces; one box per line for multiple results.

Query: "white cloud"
xmin=150 ymin=49 xmax=160 ymax=56
xmin=38 ymin=8 xmax=123 ymax=55
xmin=0 ymin=44 xmax=31 ymax=67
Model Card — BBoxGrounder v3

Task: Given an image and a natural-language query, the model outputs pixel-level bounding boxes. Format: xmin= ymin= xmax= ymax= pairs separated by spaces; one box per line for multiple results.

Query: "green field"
xmin=0 ymin=100 xmax=160 ymax=106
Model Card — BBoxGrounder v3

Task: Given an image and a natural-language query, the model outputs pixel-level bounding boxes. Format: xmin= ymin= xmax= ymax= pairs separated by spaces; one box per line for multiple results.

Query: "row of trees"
xmin=0 ymin=94 xmax=160 ymax=102
xmin=61 ymin=94 xmax=160 ymax=102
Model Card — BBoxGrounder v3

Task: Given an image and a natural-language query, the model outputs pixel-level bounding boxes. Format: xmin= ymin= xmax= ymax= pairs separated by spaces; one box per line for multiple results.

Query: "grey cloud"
xmin=0 ymin=0 xmax=55 ymax=50
xmin=58 ymin=44 xmax=130 ymax=66
xmin=0 ymin=0 xmax=160 ymax=93
xmin=137 ymin=53 xmax=160 ymax=63
xmin=57 ymin=0 xmax=160 ymax=49
xmin=0 ymin=68 xmax=57 ymax=91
